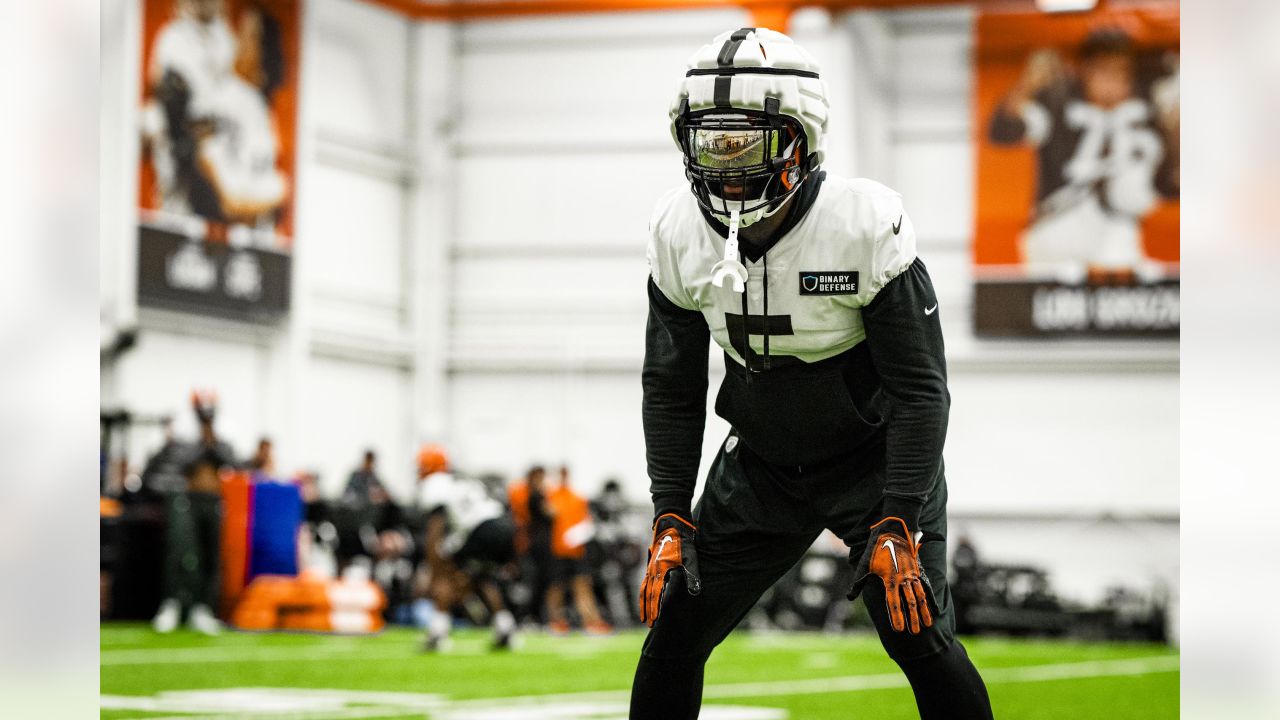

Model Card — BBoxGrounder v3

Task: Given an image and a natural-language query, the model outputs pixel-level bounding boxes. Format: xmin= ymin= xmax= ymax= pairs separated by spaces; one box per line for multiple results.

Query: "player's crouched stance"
xmin=417 ymin=449 xmax=518 ymax=652
xmin=630 ymin=29 xmax=993 ymax=719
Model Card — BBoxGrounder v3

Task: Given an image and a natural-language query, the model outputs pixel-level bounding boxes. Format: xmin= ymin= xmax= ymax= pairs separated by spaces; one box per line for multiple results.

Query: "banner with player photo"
xmin=973 ymin=4 xmax=1179 ymax=337
xmin=137 ymin=0 xmax=300 ymax=320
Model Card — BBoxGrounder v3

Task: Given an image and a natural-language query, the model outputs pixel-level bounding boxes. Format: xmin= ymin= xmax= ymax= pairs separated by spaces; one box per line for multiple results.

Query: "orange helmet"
xmin=417 ymin=443 xmax=449 ymax=476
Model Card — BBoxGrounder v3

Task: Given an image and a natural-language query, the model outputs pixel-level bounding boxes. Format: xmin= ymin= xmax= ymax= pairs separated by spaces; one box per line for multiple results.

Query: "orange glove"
xmin=638 ymin=513 xmax=700 ymax=626
xmin=849 ymin=517 xmax=936 ymax=634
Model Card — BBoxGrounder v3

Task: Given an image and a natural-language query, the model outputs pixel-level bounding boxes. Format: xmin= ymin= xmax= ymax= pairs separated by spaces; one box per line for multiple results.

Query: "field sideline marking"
xmin=441 ymin=654 xmax=1180 ymax=707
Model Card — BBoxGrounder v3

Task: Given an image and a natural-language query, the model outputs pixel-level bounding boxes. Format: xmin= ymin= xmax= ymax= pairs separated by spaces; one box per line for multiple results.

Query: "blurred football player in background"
xmin=989 ymin=27 xmax=1177 ymax=283
xmin=416 ymin=445 xmax=518 ymax=651
xmin=634 ymin=28 xmax=992 ymax=719
xmin=544 ymin=466 xmax=612 ymax=635
xmin=508 ymin=465 xmax=555 ymax=623
xmin=152 ymin=390 xmax=236 ymax=636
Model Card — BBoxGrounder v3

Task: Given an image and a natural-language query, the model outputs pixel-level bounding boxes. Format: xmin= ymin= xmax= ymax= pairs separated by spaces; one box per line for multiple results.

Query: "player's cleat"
xmin=151 ymin=598 xmax=180 ymax=634
xmin=584 ymin=620 xmax=614 ymax=636
xmin=188 ymin=604 xmax=222 ymax=636
xmin=547 ymin=619 xmax=571 ymax=635
xmin=491 ymin=630 xmax=519 ymax=651
xmin=423 ymin=634 xmax=453 ymax=653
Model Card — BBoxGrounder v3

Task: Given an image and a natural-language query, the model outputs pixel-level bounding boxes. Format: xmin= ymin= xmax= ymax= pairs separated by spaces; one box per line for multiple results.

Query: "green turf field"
xmin=101 ymin=623 xmax=1178 ymax=718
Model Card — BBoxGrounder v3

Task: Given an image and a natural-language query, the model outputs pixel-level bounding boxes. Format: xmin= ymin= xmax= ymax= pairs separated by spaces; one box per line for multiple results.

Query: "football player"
xmin=988 ymin=28 xmax=1172 ymax=282
xmin=631 ymin=29 xmax=993 ymax=719
xmin=415 ymin=446 xmax=518 ymax=651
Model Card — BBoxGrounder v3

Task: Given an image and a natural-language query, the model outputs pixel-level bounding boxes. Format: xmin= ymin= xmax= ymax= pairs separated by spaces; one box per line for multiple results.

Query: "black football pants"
xmin=630 ymin=431 xmax=993 ymax=719
xmin=161 ymin=490 xmax=223 ymax=610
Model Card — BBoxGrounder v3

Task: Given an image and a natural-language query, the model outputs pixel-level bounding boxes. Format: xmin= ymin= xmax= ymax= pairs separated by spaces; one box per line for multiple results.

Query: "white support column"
xmin=407 ymin=20 xmax=457 ymax=449
xmin=100 ymin=0 xmax=143 ymax=406
xmin=268 ymin=0 xmax=324 ymax=474
xmin=844 ymin=10 xmax=896 ymax=183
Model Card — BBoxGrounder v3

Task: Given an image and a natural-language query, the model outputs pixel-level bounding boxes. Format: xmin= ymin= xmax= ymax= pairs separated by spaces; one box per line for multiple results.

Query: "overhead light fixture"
xmin=1036 ymin=0 xmax=1099 ymax=12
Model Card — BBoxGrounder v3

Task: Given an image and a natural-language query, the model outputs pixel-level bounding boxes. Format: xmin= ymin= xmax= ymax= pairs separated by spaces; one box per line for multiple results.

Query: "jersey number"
xmin=725 ymin=312 xmax=794 ymax=360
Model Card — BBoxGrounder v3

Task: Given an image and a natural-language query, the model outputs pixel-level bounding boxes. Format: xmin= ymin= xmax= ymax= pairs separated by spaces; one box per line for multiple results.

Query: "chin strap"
xmin=710 ymin=209 xmax=749 ymax=293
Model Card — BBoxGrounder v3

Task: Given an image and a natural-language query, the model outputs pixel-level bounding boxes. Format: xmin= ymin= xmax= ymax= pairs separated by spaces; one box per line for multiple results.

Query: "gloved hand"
xmin=849 ymin=516 xmax=937 ymax=634
xmin=638 ymin=512 xmax=701 ymax=626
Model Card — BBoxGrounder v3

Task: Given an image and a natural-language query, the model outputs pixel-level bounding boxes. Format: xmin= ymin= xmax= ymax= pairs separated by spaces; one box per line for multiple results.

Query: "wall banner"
xmin=973 ymin=4 xmax=1179 ymax=337
xmin=137 ymin=0 xmax=300 ymax=320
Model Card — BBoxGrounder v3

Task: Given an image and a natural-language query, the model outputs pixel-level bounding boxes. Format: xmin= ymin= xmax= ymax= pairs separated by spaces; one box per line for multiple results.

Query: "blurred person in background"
xmin=342 ymin=449 xmax=385 ymax=507
xmin=545 ymin=466 xmax=612 ymax=635
xmin=634 ymin=28 xmax=991 ymax=719
xmin=294 ymin=469 xmax=337 ymax=577
xmin=591 ymin=479 xmax=644 ymax=626
xmin=139 ymin=416 xmax=186 ymax=498
xmin=333 ymin=449 xmax=407 ymax=578
xmin=989 ymin=27 xmax=1177 ymax=282
xmin=346 ymin=465 xmax=413 ymax=611
xmin=416 ymin=445 xmax=518 ymax=651
xmin=508 ymin=464 xmax=554 ymax=623
xmin=152 ymin=391 xmax=236 ymax=636
xmin=244 ymin=436 xmax=274 ymax=475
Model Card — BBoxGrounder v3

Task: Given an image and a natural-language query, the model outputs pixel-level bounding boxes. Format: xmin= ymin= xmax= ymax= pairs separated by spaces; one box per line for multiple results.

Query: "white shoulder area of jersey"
xmin=645 ymin=186 xmax=702 ymax=311
xmin=817 ymin=175 xmax=918 ymax=298
xmin=417 ymin=471 xmax=454 ymax=503
xmin=648 ymin=185 xmax=699 ymax=245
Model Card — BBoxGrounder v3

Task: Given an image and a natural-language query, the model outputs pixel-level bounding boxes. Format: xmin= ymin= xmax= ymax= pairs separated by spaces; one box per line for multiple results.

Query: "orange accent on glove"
xmin=855 ymin=516 xmax=934 ymax=635
xmin=638 ymin=513 xmax=700 ymax=627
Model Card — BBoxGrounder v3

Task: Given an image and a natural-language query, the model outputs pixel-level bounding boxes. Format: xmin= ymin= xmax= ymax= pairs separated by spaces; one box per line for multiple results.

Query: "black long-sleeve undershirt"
xmin=642 ymin=278 xmax=709 ymax=521
xmin=861 ymin=259 xmax=949 ymax=530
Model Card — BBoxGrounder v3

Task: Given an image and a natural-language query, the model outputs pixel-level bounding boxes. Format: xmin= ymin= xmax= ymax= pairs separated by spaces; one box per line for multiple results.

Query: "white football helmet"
xmin=669 ymin=28 xmax=830 ymax=230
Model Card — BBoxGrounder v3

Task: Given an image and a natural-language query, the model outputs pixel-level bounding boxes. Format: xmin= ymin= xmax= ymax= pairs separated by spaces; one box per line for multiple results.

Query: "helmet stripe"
xmin=713 ymin=76 xmax=732 ymax=107
xmin=716 ymin=27 xmax=755 ymax=66
xmin=686 ymin=67 xmax=820 ymax=80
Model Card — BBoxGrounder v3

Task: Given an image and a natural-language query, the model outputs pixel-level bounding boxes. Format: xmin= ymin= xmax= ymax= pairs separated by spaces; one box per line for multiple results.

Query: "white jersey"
xmin=200 ymin=76 xmax=287 ymax=232
xmin=144 ymin=14 xmax=235 ymax=215
xmin=150 ymin=15 xmax=236 ymax=119
xmin=416 ymin=473 xmax=505 ymax=555
xmin=646 ymin=175 xmax=917 ymax=366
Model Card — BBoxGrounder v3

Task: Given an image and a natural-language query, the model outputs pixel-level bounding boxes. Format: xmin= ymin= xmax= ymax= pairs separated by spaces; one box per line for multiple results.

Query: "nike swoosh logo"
xmin=924 ymin=304 xmax=938 ymax=315
xmin=882 ymin=538 xmax=899 ymax=573
xmin=656 ymin=536 xmax=673 ymax=561
xmin=892 ymin=216 xmax=903 ymax=235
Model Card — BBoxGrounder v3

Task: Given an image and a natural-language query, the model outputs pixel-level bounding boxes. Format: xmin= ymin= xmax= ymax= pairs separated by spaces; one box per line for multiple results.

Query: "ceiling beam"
xmin=358 ymin=0 xmax=1041 ymax=23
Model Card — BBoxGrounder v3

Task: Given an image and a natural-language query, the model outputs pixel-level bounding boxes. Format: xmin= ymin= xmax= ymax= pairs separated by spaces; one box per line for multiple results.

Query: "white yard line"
xmin=101 ymin=656 xmax=1179 ymax=720
xmin=702 ymin=654 xmax=1181 ymax=699
xmin=101 ymin=638 xmax=632 ymax=666
xmin=443 ymin=654 xmax=1180 ymax=707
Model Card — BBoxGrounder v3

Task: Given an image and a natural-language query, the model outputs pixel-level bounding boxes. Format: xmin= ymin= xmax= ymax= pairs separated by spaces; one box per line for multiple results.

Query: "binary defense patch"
xmin=798 ymin=271 xmax=859 ymax=295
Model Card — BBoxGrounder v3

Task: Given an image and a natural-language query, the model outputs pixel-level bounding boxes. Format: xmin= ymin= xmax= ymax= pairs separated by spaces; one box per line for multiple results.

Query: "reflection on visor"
xmin=691 ymin=129 xmax=779 ymax=170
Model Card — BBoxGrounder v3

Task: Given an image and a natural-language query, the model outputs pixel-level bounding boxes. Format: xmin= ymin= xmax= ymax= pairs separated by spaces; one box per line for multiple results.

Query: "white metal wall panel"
xmin=301 ymin=354 xmax=416 ymax=500
xmin=449 ymin=369 xmax=731 ymax=499
xmin=114 ymin=327 xmax=269 ymax=466
xmin=310 ymin=0 xmax=410 ymax=142
xmin=454 ymin=153 xmax=681 ymax=250
xmin=306 ymin=163 xmax=408 ymax=331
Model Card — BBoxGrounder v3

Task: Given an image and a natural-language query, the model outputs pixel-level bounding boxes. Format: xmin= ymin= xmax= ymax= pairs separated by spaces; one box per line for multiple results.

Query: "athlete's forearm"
xmin=862 ymin=259 xmax=949 ymax=531
xmin=642 ymin=278 xmax=710 ymax=519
